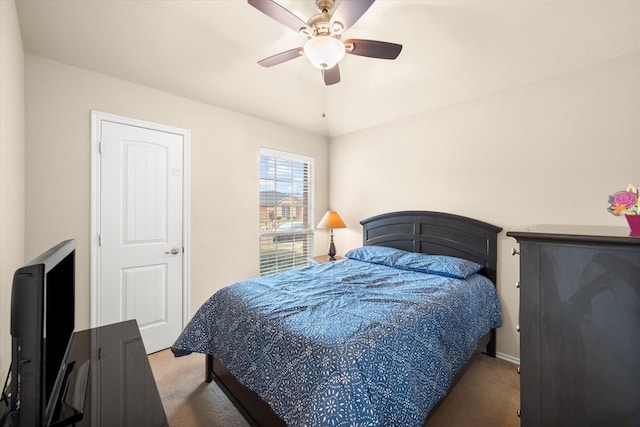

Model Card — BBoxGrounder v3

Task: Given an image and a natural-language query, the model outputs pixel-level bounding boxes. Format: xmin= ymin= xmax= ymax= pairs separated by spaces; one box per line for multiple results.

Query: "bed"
xmin=171 ymin=211 xmax=502 ymax=426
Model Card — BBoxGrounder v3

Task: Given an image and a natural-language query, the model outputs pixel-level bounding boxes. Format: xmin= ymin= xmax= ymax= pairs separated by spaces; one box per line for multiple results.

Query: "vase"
xmin=625 ymin=215 xmax=640 ymax=234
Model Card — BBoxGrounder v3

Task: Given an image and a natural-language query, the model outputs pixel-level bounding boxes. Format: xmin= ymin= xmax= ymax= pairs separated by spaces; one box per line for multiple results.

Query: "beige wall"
xmin=24 ymin=54 xmax=329 ymax=332
xmin=0 ymin=0 xmax=26 ymax=384
xmin=330 ymin=53 xmax=640 ymax=360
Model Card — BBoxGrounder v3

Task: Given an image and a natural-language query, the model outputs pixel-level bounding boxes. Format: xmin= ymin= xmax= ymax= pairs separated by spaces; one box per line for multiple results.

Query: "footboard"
xmin=206 ymin=355 xmax=286 ymax=427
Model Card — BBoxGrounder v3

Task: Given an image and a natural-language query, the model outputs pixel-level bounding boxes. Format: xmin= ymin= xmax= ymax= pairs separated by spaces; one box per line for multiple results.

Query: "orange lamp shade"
xmin=317 ymin=211 xmax=347 ymax=229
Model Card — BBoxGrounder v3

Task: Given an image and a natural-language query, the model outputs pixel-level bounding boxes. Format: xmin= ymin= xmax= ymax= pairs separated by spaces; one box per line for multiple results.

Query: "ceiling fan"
xmin=248 ymin=0 xmax=403 ymax=85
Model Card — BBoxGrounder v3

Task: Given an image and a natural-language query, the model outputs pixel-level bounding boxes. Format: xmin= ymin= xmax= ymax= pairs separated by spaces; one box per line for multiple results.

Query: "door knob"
xmin=165 ymin=247 xmax=180 ymax=255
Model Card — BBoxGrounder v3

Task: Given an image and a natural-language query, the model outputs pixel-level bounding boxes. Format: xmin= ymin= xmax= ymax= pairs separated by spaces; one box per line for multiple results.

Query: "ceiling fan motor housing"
xmin=308 ymin=12 xmax=333 ymax=36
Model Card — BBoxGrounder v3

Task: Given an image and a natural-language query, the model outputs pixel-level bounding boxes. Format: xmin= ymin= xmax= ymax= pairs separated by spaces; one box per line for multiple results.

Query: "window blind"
xmin=259 ymin=149 xmax=314 ymax=275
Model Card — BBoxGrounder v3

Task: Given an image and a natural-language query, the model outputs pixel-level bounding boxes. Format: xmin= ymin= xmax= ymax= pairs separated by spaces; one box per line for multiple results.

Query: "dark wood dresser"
xmin=507 ymin=225 xmax=640 ymax=426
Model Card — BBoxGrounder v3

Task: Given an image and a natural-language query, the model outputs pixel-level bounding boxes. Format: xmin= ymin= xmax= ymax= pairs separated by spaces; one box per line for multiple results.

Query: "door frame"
xmin=90 ymin=110 xmax=191 ymax=330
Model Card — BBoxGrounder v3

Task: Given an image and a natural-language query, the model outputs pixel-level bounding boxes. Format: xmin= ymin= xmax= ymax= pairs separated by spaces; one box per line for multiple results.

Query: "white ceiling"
xmin=15 ymin=0 xmax=640 ymax=138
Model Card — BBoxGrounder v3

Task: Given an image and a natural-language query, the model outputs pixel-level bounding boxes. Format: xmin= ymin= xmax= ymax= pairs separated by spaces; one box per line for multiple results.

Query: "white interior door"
xmin=96 ymin=118 xmax=186 ymax=353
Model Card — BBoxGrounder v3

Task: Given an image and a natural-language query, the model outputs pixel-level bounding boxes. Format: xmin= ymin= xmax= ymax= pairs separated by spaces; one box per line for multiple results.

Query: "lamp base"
xmin=328 ymin=236 xmax=336 ymax=261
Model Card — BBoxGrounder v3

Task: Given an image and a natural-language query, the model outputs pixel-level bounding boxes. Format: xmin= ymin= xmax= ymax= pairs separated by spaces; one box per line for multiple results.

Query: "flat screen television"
xmin=5 ymin=239 xmax=75 ymax=427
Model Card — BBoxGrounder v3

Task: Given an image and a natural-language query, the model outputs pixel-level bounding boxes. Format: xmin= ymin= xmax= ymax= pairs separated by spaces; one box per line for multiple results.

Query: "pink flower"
xmin=612 ymin=191 xmax=638 ymax=209
xmin=607 ymin=184 xmax=639 ymax=216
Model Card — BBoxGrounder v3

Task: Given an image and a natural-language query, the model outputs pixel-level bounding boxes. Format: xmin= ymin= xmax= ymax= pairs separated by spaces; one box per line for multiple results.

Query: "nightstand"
xmin=312 ymin=255 xmax=344 ymax=263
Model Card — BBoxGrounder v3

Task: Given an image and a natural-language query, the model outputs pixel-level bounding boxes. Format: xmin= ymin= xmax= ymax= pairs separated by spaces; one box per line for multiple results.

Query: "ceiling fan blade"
xmin=248 ymin=0 xmax=310 ymax=34
xmin=257 ymin=47 xmax=303 ymax=67
xmin=345 ymin=39 xmax=403 ymax=60
xmin=322 ymin=65 xmax=341 ymax=86
xmin=330 ymin=0 xmax=375 ymax=32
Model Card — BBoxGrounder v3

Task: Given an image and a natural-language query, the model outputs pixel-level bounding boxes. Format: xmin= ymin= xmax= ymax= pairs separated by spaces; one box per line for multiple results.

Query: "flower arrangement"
xmin=608 ymin=183 xmax=639 ymax=216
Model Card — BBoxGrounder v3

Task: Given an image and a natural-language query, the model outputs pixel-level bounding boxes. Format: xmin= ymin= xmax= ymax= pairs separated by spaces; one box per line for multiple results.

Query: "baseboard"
xmin=496 ymin=352 xmax=520 ymax=365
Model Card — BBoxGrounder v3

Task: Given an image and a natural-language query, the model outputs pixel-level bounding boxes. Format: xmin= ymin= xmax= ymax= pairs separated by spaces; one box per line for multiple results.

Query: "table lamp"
xmin=317 ymin=211 xmax=347 ymax=261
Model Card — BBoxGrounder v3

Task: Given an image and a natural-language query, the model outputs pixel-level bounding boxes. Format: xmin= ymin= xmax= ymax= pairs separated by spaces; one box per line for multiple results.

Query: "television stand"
xmin=45 ymin=320 xmax=167 ymax=427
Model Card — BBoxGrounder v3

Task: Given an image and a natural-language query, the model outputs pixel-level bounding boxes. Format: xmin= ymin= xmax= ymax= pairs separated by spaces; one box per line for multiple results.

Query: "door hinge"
xmin=98 ymin=234 xmax=102 ymax=247
xmin=98 ymin=141 xmax=102 ymax=155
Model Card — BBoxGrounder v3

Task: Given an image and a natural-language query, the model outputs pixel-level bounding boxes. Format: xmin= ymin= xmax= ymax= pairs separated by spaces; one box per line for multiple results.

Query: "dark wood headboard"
xmin=361 ymin=211 xmax=502 ymax=285
xmin=361 ymin=211 xmax=502 ymax=357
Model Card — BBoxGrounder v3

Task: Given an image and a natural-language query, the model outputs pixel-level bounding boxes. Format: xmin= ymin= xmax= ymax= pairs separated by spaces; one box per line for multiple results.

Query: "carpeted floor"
xmin=149 ymin=349 xmax=520 ymax=427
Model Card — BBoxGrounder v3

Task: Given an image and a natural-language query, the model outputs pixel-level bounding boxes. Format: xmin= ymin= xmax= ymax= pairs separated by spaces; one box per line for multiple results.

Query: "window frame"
xmin=259 ymin=148 xmax=314 ymax=275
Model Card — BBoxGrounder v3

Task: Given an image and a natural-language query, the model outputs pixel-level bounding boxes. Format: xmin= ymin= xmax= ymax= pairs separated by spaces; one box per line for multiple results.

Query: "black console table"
xmin=46 ymin=320 xmax=167 ymax=426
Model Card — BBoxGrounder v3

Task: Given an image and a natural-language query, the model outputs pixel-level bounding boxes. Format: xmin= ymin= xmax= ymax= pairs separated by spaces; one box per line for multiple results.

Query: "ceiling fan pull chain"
xmin=322 ymin=77 xmax=327 ymax=118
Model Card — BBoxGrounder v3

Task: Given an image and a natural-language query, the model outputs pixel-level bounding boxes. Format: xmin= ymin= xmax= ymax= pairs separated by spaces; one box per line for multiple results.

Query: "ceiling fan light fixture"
xmin=304 ymin=36 xmax=346 ymax=70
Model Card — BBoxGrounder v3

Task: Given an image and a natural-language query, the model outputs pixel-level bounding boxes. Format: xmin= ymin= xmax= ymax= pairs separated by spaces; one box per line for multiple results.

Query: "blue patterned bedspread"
xmin=172 ymin=258 xmax=502 ymax=427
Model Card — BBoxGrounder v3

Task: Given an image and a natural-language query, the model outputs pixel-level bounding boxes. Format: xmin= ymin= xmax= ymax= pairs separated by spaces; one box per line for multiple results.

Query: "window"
xmin=259 ymin=148 xmax=314 ymax=275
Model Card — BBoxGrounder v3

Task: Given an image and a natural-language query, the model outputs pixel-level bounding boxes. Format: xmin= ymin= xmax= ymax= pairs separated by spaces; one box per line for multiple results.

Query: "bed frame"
xmin=205 ymin=211 xmax=502 ymax=427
